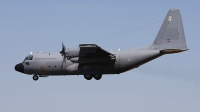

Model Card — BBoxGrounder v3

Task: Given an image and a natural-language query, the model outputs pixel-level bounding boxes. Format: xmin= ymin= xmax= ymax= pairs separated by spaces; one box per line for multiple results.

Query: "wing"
xmin=60 ymin=43 xmax=115 ymax=63
xmin=68 ymin=44 xmax=115 ymax=64
xmin=79 ymin=44 xmax=115 ymax=57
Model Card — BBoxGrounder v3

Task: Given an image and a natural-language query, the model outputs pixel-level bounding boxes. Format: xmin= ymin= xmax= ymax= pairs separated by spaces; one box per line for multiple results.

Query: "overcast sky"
xmin=0 ymin=0 xmax=200 ymax=112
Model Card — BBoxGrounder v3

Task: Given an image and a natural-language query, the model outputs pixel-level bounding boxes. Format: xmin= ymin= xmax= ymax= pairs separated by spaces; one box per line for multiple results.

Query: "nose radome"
xmin=15 ymin=63 xmax=24 ymax=73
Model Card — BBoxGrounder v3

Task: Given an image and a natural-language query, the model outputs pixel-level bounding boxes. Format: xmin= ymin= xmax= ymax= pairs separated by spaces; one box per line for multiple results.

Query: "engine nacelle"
xmin=64 ymin=49 xmax=80 ymax=58
xmin=66 ymin=63 xmax=80 ymax=73
xmin=70 ymin=57 xmax=111 ymax=63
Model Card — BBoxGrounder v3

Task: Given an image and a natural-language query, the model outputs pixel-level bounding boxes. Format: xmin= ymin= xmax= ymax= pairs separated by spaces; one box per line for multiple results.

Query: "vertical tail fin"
xmin=153 ymin=9 xmax=188 ymax=53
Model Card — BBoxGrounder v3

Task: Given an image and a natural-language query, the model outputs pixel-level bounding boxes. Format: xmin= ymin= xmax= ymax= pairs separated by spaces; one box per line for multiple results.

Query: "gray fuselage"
xmin=22 ymin=47 xmax=161 ymax=76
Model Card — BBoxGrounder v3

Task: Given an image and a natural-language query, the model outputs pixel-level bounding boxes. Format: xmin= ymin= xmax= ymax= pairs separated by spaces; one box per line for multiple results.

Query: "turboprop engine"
xmin=60 ymin=42 xmax=80 ymax=58
xmin=64 ymin=49 xmax=80 ymax=58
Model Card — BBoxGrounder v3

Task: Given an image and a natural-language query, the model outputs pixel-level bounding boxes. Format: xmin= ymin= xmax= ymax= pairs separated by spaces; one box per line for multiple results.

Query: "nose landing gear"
xmin=33 ymin=75 xmax=39 ymax=81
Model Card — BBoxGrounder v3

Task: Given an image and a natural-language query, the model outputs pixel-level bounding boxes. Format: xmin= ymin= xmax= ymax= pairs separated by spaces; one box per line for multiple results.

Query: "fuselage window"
xmin=25 ymin=62 xmax=29 ymax=65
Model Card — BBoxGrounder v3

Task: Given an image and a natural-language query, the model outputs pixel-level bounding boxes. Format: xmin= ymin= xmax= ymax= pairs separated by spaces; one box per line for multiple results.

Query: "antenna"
xmin=118 ymin=49 xmax=120 ymax=51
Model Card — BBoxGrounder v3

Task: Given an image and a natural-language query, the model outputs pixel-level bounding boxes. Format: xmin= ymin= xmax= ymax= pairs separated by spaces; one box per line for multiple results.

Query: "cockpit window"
xmin=28 ymin=55 xmax=33 ymax=60
xmin=23 ymin=55 xmax=33 ymax=63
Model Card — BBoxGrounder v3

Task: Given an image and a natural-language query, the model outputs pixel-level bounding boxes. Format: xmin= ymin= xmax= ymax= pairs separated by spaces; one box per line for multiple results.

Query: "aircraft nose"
xmin=15 ymin=63 xmax=24 ymax=73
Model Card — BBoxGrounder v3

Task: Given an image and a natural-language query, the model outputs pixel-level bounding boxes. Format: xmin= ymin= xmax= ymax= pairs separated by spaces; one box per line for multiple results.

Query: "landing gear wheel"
xmin=33 ymin=75 xmax=39 ymax=81
xmin=84 ymin=75 xmax=93 ymax=80
xmin=93 ymin=74 xmax=102 ymax=80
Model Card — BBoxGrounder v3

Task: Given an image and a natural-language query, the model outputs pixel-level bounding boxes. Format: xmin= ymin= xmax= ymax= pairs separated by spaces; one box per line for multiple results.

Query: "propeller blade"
xmin=60 ymin=42 xmax=66 ymax=55
xmin=61 ymin=55 xmax=67 ymax=71
xmin=60 ymin=42 xmax=67 ymax=71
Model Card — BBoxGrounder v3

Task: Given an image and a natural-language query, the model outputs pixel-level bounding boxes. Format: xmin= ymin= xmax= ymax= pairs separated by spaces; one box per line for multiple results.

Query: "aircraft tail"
xmin=152 ymin=9 xmax=188 ymax=53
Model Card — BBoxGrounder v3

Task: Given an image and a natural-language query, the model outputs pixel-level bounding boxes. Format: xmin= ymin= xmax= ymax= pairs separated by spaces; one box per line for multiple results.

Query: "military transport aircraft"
xmin=15 ymin=9 xmax=188 ymax=81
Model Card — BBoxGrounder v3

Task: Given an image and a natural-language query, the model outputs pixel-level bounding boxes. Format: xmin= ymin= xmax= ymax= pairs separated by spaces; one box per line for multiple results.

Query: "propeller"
xmin=60 ymin=42 xmax=67 ymax=71
xmin=60 ymin=42 xmax=66 ymax=56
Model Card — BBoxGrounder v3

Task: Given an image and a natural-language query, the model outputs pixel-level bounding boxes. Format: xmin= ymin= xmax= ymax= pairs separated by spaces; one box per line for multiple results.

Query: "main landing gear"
xmin=84 ymin=75 xmax=93 ymax=80
xmin=84 ymin=74 xmax=102 ymax=80
xmin=93 ymin=74 xmax=102 ymax=80
xmin=33 ymin=75 xmax=39 ymax=81
xmin=32 ymin=75 xmax=102 ymax=81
